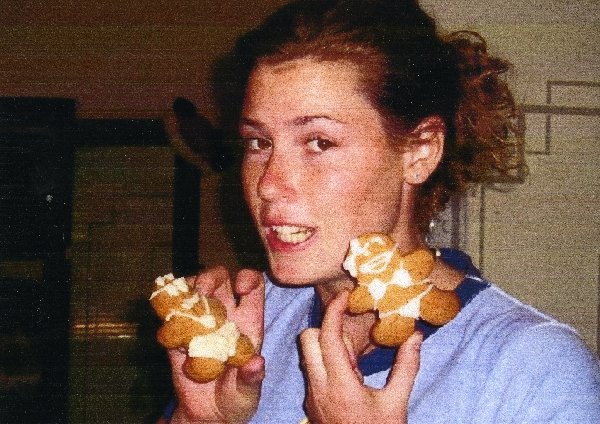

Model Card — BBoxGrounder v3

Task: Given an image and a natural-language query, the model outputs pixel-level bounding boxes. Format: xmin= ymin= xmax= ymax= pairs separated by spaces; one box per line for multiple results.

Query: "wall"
xmin=0 ymin=0 xmax=287 ymax=119
xmin=1 ymin=0 xmax=597 ymax=358
xmin=1 ymin=1 xmax=597 ymax=117
xmin=420 ymin=0 xmax=599 ymax=352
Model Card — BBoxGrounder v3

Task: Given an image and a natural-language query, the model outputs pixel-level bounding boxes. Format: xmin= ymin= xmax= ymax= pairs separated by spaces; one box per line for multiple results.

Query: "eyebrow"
xmin=239 ymin=117 xmax=264 ymax=129
xmin=240 ymin=115 xmax=347 ymax=128
xmin=291 ymin=115 xmax=347 ymax=126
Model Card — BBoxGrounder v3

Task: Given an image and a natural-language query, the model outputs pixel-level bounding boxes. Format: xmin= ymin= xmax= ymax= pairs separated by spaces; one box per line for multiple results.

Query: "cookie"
xmin=343 ymin=234 xmax=460 ymax=347
xmin=150 ymin=273 xmax=256 ymax=383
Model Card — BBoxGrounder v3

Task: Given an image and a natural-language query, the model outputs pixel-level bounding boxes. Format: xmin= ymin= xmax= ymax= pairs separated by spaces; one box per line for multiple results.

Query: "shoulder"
xmin=468 ymin=287 xmax=600 ymax=422
xmin=446 ymin=280 xmax=600 ymax=387
xmin=464 ymin=285 xmax=595 ymax=362
xmin=484 ymin=322 xmax=600 ymax=422
xmin=413 ymin=263 xmax=600 ymax=423
xmin=494 ymin=314 xmax=599 ymax=383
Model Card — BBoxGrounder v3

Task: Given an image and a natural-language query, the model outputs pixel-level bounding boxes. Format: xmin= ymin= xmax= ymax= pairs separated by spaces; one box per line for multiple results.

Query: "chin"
xmin=267 ymin=259 xmax=344 ymax=287
xmin=267 ymin=264 xmax=315 ymax=286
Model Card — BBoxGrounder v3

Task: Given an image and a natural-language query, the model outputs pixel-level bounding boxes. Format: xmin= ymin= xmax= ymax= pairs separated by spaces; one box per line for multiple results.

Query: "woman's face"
xmin=241 ymin=58 xmax=408 ymax=285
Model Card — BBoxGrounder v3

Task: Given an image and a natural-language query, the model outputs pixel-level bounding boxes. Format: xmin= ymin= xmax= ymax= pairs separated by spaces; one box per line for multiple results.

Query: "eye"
xmin=244 ymin=138 xmax=272 ymax=152
xmin=306 ymin=137 xmax=336 ymax=153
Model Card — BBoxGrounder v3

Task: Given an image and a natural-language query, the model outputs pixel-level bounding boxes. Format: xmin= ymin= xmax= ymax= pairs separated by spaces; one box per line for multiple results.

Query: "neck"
xmin=388 ymin=183 xmax=426 ymax=255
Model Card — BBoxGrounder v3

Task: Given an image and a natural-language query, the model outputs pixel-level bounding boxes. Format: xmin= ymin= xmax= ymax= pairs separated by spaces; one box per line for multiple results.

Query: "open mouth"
xmin=270 ymin=225 xmax=315 ymax=244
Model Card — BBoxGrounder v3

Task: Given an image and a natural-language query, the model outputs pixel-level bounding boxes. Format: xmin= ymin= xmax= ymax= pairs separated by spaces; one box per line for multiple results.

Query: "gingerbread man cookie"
xmin=343 ymin=233 xmax=461 ymax=347
xmin=150 ymin=273 xmax=255 ymax=383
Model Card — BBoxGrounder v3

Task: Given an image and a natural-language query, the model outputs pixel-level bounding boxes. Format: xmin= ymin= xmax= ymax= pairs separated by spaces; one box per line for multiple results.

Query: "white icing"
xmin=150 ymin=273 xmax=190 ymax=300
xmin=389 ymin=266 xmax=413 ymax=287
xmin=367 ymin=235 xmax=386 ymax=247
xmin=344 ymin=236 xmax=389 ymax=276
xmin=164 ymin=310 xmax=216 ymax=328
xmin=379 ymin=285 xmax=433 ymax=319
xmin=181 ymin=294 xmax=200 ymax=310
xmin=198 ymin=296 xmax=217 ymax=328
xmin=154 ymin=273 xmax=174 ymax=286
xmin=188 ymin=322 xmax=240 ymax=361
xmin=359 ymin=249 xmax=394 ymax=275
xmin=172 ymin=277 xmax=189 ymax=292
xmin=164 ymin=283 xmax=184 ymax=296
xmin=200 ymin=295 xmax=211 ymax=313
xmin=368 ymin=279 xmax=388 ymax=303
xmin=199 ymin=315 xmax=217 ymax=328
xmin=342 ymin=239 xmax=361 ymax=277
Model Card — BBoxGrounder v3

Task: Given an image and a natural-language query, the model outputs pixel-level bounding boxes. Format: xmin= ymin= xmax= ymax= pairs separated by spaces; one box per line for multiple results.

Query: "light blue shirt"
xmin=251 ymin=250 xmax=600 ymax=424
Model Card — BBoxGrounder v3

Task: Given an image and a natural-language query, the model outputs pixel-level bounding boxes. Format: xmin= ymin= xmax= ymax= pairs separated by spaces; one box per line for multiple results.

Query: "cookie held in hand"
xmin=343 ymin=233 xmax=461 ymax=347
xmin=150 ymin=273 xmax=255 ymax=383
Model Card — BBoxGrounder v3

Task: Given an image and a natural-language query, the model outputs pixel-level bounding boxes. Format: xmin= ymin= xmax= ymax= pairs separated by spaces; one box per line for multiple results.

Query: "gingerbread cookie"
xmin=343 ymin=233 xmax=461 ymax=347
xmin=150 ymin=273 xmax=255 ymax=383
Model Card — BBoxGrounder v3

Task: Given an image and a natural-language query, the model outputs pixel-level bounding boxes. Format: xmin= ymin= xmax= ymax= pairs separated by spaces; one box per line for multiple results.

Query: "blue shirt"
xmin=167 ymin=250 xmax=600 ymax=423
xmin=254 ymin=249 xmax=600 ymax=423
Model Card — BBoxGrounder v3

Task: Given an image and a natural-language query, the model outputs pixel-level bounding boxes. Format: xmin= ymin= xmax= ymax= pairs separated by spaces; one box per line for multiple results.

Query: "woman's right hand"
xmin=169 ymin=267 xmax=265 ymax=424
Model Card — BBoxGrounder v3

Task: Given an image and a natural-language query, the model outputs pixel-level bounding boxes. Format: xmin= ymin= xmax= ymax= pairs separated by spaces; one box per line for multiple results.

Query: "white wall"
xmin=423 ymin=0 xmax=599 ymax=352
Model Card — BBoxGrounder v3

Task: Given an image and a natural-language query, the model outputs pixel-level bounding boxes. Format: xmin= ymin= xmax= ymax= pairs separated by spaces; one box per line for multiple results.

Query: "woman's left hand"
xmin=299 ymin=291 xmax=422 ymax=424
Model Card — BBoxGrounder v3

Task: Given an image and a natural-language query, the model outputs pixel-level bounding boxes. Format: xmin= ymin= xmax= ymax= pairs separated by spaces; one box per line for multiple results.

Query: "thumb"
xmin=384 ymin=331 xmax=422 ymax=399
xmin=218 ymin=355 xmax=265 ymax=423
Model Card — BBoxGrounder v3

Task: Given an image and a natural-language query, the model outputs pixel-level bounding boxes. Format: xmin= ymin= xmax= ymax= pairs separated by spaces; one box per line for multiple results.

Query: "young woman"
xmin=165 ymin=1 xmax=600 ymax=422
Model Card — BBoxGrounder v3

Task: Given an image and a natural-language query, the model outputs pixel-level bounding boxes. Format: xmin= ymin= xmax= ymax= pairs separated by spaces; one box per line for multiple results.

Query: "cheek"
xmin=241 ymin=161 xmax=261 ymax=213
xmin=319 ymin=164 xmax=402 ymax=232
xmin=312 ymin=169 xmax=369 ymax=225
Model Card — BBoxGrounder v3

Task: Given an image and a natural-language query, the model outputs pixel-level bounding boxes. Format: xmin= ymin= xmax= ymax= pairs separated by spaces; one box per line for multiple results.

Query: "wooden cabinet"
xmin=1 ymin=99 xmax=201 ymax=422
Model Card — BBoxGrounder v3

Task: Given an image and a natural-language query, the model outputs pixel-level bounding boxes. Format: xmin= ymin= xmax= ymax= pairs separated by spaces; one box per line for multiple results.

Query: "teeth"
xmin=271 ymin=225 xmax=313 ymax=244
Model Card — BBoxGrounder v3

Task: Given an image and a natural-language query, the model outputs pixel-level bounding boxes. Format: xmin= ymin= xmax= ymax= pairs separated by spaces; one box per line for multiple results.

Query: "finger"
xmin=342 ymin=334 xmax=359 ymax=373
xmin=168 ymin=348 xmax=215 ymax=421
xmin=319 ymin=290 xmax=358 ymax=384
xmin=235 ymin=269 xmax=263 ymax=296
xmin=234 ymin=270 xmax=265 ymax=349
xmin=168 ymin=348 xmax=197 ymax=393
xmin=299 ymin=328 xmax=327 ymax=385
xmin=193 ymin=266 xmax=229 ymax=295
xmin=341 ymin=334 xmax=364 ymax=383
xmin=384 ymin=331 xmax=422 ymax=399
xmin=236 ymin=354 xmax=266 ymax=389
xmin=168 ymin=347 xmax=186 ymax=370
xmin=213 ymin=279 xmax=235 ymax=311
xmin=194 ymin=266 xmax=235 ymax=310
xmin=217 ymin=360 xmax=263 ymax=423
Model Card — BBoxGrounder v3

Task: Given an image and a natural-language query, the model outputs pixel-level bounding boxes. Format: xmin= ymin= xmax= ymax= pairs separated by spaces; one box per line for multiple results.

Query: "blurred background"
xmin=0 ymin=0 xmax=598 ymax=422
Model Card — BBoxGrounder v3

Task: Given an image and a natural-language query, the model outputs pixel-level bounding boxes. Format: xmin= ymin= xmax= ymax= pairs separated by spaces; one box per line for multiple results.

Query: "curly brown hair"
xmin=228 ymin=0 xmax=527 ymax=234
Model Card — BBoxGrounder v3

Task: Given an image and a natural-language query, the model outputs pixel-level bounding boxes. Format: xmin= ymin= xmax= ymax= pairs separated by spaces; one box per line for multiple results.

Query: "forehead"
xmin=242 ymin=58 xmax=378 ymax=123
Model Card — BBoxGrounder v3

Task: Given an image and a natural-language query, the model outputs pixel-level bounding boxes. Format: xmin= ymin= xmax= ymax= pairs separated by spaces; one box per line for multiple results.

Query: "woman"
xmin=166 ymin=1 xmax=600 ymax=422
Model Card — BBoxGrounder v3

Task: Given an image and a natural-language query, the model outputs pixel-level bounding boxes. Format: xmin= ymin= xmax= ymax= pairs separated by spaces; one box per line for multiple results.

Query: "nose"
xmin=257 ymin=149 xmax=298 ymax=202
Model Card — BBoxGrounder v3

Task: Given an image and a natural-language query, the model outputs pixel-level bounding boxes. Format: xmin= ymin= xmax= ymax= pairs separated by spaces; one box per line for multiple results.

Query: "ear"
xmin=401 ymin=116 xmax=445 ymax=185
